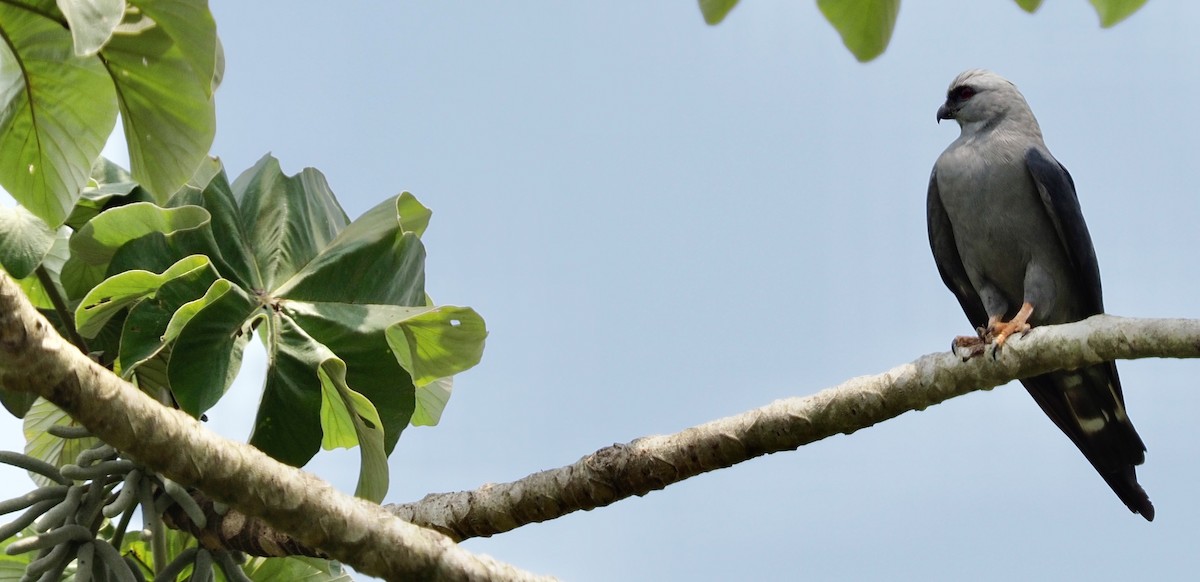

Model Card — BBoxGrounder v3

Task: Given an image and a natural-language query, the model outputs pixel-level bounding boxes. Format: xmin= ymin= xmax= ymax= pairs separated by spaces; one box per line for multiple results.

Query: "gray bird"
xmin=927 ymin=69 xmax=1153 ymax=520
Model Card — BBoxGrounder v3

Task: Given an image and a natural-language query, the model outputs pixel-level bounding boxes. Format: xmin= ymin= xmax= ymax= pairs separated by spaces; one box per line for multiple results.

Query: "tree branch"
xmin=0 ymin=272 xmax=552 ymax=582
xmin=388 ymin=315 xmax=1200 ymax=541
xmin=5 ymin=263 xmax=1198 ymax=569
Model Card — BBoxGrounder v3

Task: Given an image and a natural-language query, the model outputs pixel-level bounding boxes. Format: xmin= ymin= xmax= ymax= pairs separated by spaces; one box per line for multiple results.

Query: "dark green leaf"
xmin=60 ymin=202 xmax=210 ymax=299
xmin=276 ymin=195 xmax=425 ymax=306
xmin=251 ymin=303 xmax=417 ymax=467
xmin=698 ymin=0 xmax=740 ymax=25
xmin=0 ymin=4 xmax=119 ymax=226
xmin=167 ymin=280 xmax=258 ymax=417
xmin=118 ymin=258 xmax=221 ymax=377
xmin=168 ymin=157 xmax=259 ymax=289
xmin=231 ymin=155 xmax=349 ymax=291
xmin=816 ymin=0 xmax=900 ymax=62
xmin=0 ymin=205 xmax=55 ymax=278
xmin=74 ymin=254 xmax=213 ymax=338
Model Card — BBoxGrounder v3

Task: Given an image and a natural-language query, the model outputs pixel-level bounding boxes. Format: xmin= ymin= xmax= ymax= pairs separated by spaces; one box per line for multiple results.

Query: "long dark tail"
xmin=1020 ymin=362 xmax=1154 ymax=521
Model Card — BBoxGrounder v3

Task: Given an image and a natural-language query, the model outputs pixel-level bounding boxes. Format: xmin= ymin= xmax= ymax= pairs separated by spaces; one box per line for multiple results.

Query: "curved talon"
xmin=952 ymin=334 xmax=988 ymax=361
xmin=951 ymin=302 xmax=1035 ymax=361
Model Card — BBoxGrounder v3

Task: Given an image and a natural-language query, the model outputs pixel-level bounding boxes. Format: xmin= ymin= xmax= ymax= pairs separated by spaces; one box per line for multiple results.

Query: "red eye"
xmin=957 ymin=87 xmax=976 ymax=100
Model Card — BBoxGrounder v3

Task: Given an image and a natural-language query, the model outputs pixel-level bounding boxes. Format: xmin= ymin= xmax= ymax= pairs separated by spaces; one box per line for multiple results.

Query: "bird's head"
xmin=936 ymin=69 xmax=1034 ymax=131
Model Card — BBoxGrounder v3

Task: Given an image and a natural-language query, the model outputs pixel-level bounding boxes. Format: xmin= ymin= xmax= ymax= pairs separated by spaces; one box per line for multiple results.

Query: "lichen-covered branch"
xmin=388 ymin=316 xmax=1200 ymax=541
xmin=0 ymin=272 xmax=552 ymax=582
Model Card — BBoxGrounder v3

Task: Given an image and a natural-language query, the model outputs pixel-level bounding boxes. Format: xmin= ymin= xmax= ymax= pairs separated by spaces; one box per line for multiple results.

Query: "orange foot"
xmin=986 ymin=302 xmax=1033 ymax=351
xmin=952 ymin=302 xmax=1034 ymax=360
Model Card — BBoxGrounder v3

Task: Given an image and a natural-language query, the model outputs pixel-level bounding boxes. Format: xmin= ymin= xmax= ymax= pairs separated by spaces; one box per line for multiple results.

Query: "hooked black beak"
xmin=936 ymin=102 xmax=956 ymax=123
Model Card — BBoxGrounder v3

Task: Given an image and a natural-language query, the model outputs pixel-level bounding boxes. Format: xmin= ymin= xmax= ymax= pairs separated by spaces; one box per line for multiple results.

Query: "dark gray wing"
xmin=1025 ymin=147 xmax=1104 ymax=314
xmin=927 ymin=167 xmax=987 ymax=328
xmin=1022 ymin=148 xmax=1152 ymax=519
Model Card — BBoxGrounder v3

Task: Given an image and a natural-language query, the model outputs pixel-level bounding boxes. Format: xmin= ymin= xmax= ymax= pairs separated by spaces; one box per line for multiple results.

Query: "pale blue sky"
xmin=6 ymin=2 xmax=1200 ymax=580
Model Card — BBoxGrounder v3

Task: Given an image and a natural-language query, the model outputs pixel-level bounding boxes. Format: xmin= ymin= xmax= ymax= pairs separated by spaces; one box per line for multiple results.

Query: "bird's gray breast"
xmin=934 ymin=139 xmax=1078 ymax=323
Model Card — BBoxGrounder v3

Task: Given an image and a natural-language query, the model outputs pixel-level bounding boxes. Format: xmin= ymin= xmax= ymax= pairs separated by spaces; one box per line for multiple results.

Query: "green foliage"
xmin=46 ymin=155 xmax=486 ymax=502
xmin=0 ymin=0 xmax=490 ymax=576
xmin=1090 ymin=0 xmax=1149 ymax=27
xmin=0 ymin=4 xmax=117 ymax=227
xmin=0 ymin=207 xmax=55 ymax=279
xmin=817 ymin=0 xmax=899 ymax=63
xmin=0 ymin=1 xmax=219 ymax=226
xmin=0 ymin=151 xmax=478 ymax=582
xmin=698 ymin=0 xmax=740 ymax=24
xmin=701 ymin=0 xmax=1150 ymax=60
xmin=0 ymin=0 xmax=486 ymax=511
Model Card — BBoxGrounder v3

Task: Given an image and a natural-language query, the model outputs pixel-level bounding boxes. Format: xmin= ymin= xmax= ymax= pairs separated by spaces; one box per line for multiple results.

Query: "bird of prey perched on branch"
xmin=927 ymin=69 xmax=1153 ymax=520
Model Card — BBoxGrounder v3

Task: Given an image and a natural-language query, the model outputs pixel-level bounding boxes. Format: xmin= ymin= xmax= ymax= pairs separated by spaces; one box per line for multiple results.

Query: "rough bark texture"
xmin=0 ymin=273 xmax=551 ymax=582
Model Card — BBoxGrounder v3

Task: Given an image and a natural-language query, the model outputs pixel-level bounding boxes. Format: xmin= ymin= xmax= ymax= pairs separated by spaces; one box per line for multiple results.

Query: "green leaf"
xmin=1013 ymin=0 xmax=1043 ymax=12
xmin=58 ymin=0 xmax=125 ymax=56
xmin=816 ymin=0 xmax=900 ymax=62
xmin=101 ymin=2 xmax=218 ymax=199
xmin=0 ymin=4 xmax=119 ymax=226
xmin=386 ymin=306 xmax=487 ymax=387
xmin=64 ymin=156 xmax=150 ymax=229
xmin=241 ymin=557 xmax=351 ymax=582
xmin=252 ymin=303 xmax=417 ymax=467
xmin=231 ymin=155 xmax=349 ymax=291
xmin=74 ymin=254 xmax=213 ymax=338
xmin=412 ymin=376 xmax=453 ymax=427
xmin=168 ymin=157 xmax=259 ymax=288
xmin=128 ymin=0 xmax=221 ymax=96
xmin=1089 ymin=0 xmax=1147 ymax=26
xmin=316 ymin=357 xmax=388 ymax=501
xmin=60 ymin=202 xmax=210 ymax=299
xmin=276 ymin=195 xmax=426 ymax=306
xmin=23 ymin=397 xmax=100 ymax=486
xmin=167 ymin=280 xmax=258 ymax=416
xmin=0 ymin=387 xmax=36 ymax=418
xmin=698 ymin=0 xmax=740 ymax=24
xmin=11 ymin=228 xmax=69 ymax=312
xmin=0 ymin=205 xmax=55 ymax=278
xmin=396 ymin=191 xmax=432 ymax=237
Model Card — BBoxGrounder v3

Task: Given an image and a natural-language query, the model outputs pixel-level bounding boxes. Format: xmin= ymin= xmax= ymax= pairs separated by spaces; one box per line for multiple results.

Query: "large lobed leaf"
xmin=0 ymin=1 xmax=220 ymax=225
xmin=38 ymin=154 xmax=486 ymax=500
xmin=0 ymin=4 xmax=118 ymax=226
xmin=103 ymin=0 xmax=219 ymax=200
